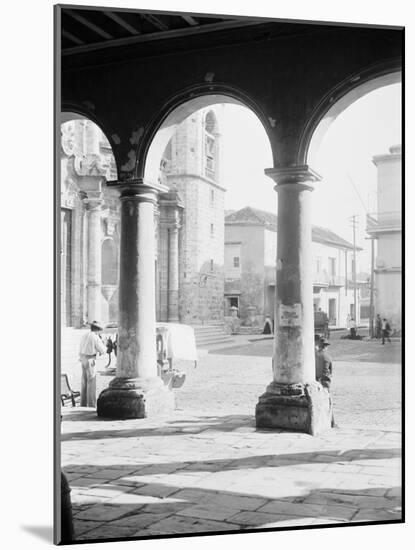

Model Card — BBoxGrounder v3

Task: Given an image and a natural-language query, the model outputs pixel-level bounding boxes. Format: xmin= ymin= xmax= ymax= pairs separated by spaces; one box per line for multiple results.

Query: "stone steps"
xmin=236 ymin=326 xmax=264 ymax=335
xmin=192 ymin=325 xmax=235 ymax=348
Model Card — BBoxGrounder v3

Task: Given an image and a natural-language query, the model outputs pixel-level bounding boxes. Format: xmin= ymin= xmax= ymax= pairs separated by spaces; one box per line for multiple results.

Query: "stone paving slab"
xmin=61 ymin=407 xmax=402 ymax=542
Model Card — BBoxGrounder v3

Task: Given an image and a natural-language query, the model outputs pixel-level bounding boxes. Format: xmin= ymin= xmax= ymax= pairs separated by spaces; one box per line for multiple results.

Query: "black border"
xmin=54 ymin=3 xmax=405 ymax=545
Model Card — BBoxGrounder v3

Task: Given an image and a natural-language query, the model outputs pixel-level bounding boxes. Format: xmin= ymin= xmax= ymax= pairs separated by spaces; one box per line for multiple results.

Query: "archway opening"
xmin=307 ymin=74 xmax=401 ymax=334
xmin=60 ymin=113 xmax=118 ymax=330
xmin=145 ymin=94 xmax=277 ymax=332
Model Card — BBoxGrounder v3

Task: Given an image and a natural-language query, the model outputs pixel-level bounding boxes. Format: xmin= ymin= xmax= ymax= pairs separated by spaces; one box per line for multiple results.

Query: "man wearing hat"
xmin=315 ymin=337 xmax=337 ymax=427
xmin=315 ymin=337 xmax=332 ymax=389
xmin=78 ymin=321 xmax=107 ymax=407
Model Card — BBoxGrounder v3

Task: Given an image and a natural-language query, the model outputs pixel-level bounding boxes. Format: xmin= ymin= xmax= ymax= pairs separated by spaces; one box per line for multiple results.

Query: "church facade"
xmin=60 ymin=107 xmax=225 ymax=329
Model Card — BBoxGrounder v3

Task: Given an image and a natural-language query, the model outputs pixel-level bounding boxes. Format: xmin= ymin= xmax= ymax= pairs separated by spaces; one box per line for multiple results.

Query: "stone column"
xmin=84 ymin=198 xmax=103 ymax=323
xmin=97 ymin=179 xmax=174 ymax=419
xmin=167 ymin=224 xmax=180 ymax=322
xmin=159 ymin=191 xmax=184 ymax=323
xmin=255 ymin=166 xmax=332 ymax=435
xmin=76 ymin=174 xmax=105 ymax=325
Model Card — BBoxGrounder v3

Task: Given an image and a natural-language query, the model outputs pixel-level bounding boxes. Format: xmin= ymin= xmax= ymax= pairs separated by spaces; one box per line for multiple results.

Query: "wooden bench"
xmin=61 ymin=374 xmax=80 ymax=407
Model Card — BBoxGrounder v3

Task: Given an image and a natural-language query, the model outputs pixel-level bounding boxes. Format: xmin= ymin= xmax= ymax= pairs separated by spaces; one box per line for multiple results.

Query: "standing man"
xmin=79 ymin=321 xmax=107 ymax=407
xmin=315 ymin=337 xmax=337 ymax=427
xmin=381 ymin=318 xmax=392 ymax=345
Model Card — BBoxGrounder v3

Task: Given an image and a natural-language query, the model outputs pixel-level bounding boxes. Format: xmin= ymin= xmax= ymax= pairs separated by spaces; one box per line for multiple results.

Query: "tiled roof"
xmin=225 ymin=206 xmax=359 ymax=250
xmin=225 ymin=206 xmax=278 ymax=230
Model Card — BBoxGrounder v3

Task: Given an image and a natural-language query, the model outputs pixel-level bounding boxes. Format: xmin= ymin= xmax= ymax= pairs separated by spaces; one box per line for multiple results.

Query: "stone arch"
xmin=141 ymin=84 xmax=273 ymax=184
xmin=298 ymin=59 xmax=402 ymax=167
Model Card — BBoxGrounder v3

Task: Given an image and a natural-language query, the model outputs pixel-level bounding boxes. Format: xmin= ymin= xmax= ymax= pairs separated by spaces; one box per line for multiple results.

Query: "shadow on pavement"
xmin=63 ymin=467 xmax=402 ymax=542
xmin=61 ymin=410 xmax=402 ymax=444
xmin=63 ymin=446 xmax=401 ymax=479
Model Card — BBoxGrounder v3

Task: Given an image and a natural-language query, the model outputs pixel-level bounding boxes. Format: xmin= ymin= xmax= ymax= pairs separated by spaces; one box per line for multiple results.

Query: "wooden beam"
xmin=62 ymin=29 xmax=85 ymax=46
xmin=141 ymin=14 xmax=169 ymax=32
xmin=181 ymin=15 xmax=198 ymax=27
xmin=103 ymin=11 xmax=140 ymax=35
xmin=66 ymin=9 xmax=114 ymax=40
xmin=63 ymin=19 xmax=265 ymax=55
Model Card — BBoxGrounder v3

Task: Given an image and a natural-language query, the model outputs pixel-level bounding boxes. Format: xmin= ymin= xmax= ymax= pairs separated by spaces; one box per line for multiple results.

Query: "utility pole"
xmin=369 ymin=236 xmax=375 ymax=337
xmin=349 ymin=215 xmax=358 ymax=322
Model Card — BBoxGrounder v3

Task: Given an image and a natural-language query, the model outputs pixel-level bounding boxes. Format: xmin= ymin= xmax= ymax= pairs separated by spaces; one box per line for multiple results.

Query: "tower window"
xmin=210 ymin=223 xmax=214 ymax=236
xmin=205 ymin=111 xmax=217 ymax=134
xmin=204 ymin=110 xmax=218 ymax=180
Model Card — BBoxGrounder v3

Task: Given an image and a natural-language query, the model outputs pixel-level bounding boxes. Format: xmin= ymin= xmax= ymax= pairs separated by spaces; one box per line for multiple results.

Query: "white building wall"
xmin=377 ymin=233 xmax=401 ymax=270
xmin=225 ymin=243 xmax=242 ymax=279
xmin=260 ymin=229 xmax=358 ymax=328
xmin=371 ymin=145 xmax=402 ymax=331
xmin=264 ymin=228 xmax=277 ymax=266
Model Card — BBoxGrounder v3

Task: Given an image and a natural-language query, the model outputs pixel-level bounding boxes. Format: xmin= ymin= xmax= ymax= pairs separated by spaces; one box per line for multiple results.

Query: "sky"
xmin=221 ymin=83 xmax=402 ymax=272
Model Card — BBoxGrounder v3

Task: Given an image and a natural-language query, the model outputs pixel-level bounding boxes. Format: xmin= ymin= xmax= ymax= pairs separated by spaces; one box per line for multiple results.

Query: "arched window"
xmin=102 ymin=238 xmax=118 ymax=285
xmin=205 ymin=111 xmax=217 ymax=134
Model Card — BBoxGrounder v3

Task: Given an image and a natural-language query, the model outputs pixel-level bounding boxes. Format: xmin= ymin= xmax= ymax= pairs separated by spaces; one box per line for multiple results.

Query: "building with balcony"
xmin=225 ymin=207 xmax=361 ymax=330
xmin=366 ymin=144 xmax=402 ymax=331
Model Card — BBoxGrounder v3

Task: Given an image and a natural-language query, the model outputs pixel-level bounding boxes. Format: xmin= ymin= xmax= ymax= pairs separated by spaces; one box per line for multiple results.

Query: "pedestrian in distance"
xmin=375 ymin=314 xmax=382 ymax=339
xmin=263 ymin=315 xmax=273 ymax=335
xmin=79 ymin=320 xmax=107 ymax=407
xmin=314 ymin=333 xmax=322 ymax=360
xmin=349 ymin=317 xmax=357 ymax=339
xmin=315 ymin=337 xmax=337 ymax=428
xmin=381 ymin=318 xmax=392 ymax=345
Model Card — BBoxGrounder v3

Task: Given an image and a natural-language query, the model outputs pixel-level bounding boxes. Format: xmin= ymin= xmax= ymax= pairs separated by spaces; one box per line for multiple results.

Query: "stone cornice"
xmin=372 ymin=152 xmax=402 ymax=166
xmin=165 ymin=173 xmax=226 ymax=192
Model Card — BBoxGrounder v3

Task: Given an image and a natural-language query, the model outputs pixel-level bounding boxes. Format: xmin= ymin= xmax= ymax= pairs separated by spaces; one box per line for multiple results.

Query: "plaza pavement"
xmin=61 ymin=342 xmax=402 ymax=542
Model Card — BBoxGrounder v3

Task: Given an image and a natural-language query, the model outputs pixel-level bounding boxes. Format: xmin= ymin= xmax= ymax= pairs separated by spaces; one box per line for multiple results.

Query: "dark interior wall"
xmin=61 ymin=15 xmax=403 ymax=179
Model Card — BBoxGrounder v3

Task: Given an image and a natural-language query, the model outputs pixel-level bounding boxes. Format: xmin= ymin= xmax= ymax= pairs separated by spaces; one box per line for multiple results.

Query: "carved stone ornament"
xmin=61 ymin=179 xmax=80 ymax=209
xmin=104 ymin=216 xmax=118 ymax=236
xmin=74 ymin=154 xmax=109 ymax=177
xmin=61 ymin=122 xmax=76 ymax=157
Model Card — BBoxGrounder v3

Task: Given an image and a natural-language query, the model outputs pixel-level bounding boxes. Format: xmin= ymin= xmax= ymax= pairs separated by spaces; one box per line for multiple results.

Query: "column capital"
xmin=159 ymin=190 xmax=184 ymax=229
xmin=83 ymin=197 xmax=104 ymax=211
xmin=159 ymin=190 xmax=185 ymax=209
xmin=265 ymin=165 xmax=322 ymax=190
xmin=108 ymin=178 xmax=168 ymax=203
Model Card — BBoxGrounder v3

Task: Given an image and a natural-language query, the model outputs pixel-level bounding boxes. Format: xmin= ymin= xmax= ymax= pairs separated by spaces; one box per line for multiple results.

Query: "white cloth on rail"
xmin=156 ymin=323 xmax=198 ymax=362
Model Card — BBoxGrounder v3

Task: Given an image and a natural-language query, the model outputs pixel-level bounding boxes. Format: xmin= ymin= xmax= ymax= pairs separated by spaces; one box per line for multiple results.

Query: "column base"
xmin=255 ymin=381 xmax=332 ymax=436
xmin=97 ymin=377 xmax=175 ymax=419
